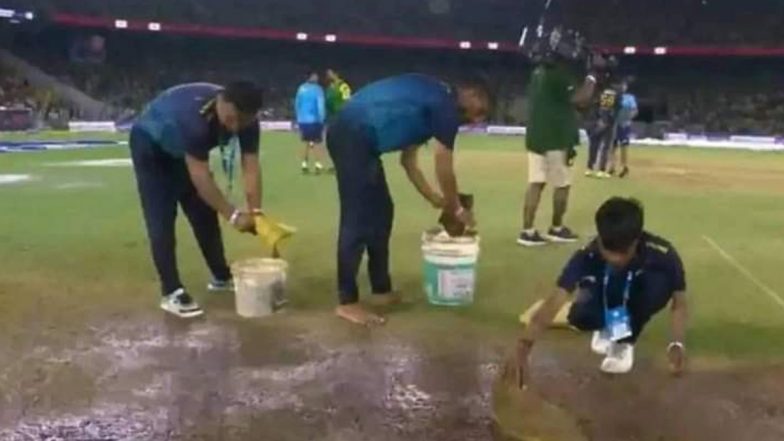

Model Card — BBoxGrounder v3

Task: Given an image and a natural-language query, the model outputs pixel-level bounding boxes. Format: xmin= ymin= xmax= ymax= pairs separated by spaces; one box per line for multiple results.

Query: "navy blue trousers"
xmin=129 ymin=126 xmax=231 ymax=296
xmin=327 ymin=119 xmax=393 ymax=304
xmin=587 ymin=122 xmax=617 ymax=171
xmin=567 ymin=272 xmax=673 ymax=343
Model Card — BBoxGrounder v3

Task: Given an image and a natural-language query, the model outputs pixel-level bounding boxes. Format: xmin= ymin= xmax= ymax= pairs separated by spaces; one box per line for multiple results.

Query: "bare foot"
xmin=367 ymin=291 xmax=403 ymax=307
xmin=335 ymin=304 xmax=386 ymax=326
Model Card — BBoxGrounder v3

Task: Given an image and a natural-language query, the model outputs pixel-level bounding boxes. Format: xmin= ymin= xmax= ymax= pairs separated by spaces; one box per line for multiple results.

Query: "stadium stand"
xmin=5 ymin=0 xmax=784 ymax=44
xmin=2 ymin=1 xmax=784 ymax=135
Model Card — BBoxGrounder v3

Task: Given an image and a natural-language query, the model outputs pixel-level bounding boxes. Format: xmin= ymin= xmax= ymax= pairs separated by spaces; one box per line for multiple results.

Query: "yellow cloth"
xmin=254 ymin=215 xmax=296 ymax=257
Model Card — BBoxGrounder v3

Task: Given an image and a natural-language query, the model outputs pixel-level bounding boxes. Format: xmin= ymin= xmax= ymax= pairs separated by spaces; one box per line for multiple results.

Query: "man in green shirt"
xmin=325 ymin=68 xmax=352 ymax=121
xmin=518 ymin=59 xmax=597 ymax=247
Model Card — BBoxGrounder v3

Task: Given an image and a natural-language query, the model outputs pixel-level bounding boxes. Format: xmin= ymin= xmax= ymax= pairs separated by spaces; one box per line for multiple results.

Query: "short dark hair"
xmin=595 ymin=197 xmax=644 ymax=252
xmin=221 ymin=81 xmax=264 ymax=115
xmin=456 ymin=76 xmax=493 ymax=106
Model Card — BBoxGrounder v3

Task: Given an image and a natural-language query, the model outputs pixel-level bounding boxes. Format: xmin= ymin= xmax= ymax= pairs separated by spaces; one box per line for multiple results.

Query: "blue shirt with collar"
xmin=133 ymin=82 xmax=260 ymax=160
xmin=338 ymin=74 xmax=461 ymax=154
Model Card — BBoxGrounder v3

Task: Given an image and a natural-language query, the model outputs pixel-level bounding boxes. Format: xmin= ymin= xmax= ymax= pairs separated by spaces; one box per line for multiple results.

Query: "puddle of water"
xmin=0 ymin=315 xmax=500 ymax=441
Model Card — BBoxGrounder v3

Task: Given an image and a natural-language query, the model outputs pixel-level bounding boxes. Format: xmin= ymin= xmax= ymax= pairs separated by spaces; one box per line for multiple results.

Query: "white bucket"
xmin=231 ymin=258 xmax=289 ymax=318
xmin=421 ymin=231 xmax=480 ymax=306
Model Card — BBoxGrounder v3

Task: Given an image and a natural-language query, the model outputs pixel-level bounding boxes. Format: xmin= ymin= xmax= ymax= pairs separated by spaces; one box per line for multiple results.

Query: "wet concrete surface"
xmin=0 ymin=311 xmax=506 ymax=440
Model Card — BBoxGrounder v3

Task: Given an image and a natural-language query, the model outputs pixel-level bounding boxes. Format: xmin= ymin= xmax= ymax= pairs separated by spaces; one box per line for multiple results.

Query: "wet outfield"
xmin=0 ymin=310 xmax=507 ymax=441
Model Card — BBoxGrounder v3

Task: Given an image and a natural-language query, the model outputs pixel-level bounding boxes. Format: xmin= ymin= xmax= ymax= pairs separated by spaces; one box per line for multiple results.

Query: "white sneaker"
xmin=591 ymin=330 xmax=612 ymax=355
xmin=600 ymin=343 xmax=634 ymax=374
xmin=207 ymin=279 xmax=234 ymax=293
xmin=160 ymin=288 xmax=204 ymax=318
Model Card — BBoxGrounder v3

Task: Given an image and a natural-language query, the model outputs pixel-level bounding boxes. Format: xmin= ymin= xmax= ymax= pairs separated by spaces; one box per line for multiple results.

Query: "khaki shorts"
xmin=527 ymin=151 xmax=572 ymax=187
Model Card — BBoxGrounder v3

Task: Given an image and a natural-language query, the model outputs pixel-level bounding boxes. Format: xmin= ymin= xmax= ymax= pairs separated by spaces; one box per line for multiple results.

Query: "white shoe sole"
xmin=160 ymin=302 xmax=204 ymax=318
xmin=517 ymin=239 xmax=548 ymax=247
xmin=600 ymin=346 xmax=634 ymax=374
xmin=600 ymin=359 xmax=633 ymax=374
xmin=544 ymin=234 xmax=579 ymax=243
xmin=591 ymin=332 xmax=611 ymax=355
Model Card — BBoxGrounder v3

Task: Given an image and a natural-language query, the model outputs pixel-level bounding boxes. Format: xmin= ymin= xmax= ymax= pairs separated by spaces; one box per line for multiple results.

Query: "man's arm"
xmin=185 ymin=154 xmax=236 ymax=219
xmin=317 ymin=88 xmax=326 ymax=123
xmin=668 ymin=290 xmax=688 ymax=374
xmin=400 ymin=145 xmax=443 ymax=208
xmin=521 ymin=288 xmax=572 ymax=343
xmin=432 ymin=140 xmax=460 ymax=211
xmin=241 ymin=152 xmax=262 ymax=212
xmin=514 ymin=287 xmax=571 ymax=388
xmin=571 ymin=75 xmax=597 ymax=108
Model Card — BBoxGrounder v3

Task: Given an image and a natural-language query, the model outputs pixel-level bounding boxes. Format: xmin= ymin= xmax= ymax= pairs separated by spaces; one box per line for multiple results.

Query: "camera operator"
xmin=518 ymin=29 xmax=601 ymax=246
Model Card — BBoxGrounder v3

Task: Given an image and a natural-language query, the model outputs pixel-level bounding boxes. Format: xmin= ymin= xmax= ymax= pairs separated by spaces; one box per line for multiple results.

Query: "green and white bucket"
xmin=422 ymin=231 xmax=480 ymax=306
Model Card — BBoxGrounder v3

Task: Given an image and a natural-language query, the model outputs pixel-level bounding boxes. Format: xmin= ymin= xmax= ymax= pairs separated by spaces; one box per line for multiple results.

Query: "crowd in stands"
xmin=6 ymin=26 xmax=784 ymax=136
xmin=0 ymin=65 xmax=77 ymax=128
xmin=9 ymin=0 xmax=784 ymax=46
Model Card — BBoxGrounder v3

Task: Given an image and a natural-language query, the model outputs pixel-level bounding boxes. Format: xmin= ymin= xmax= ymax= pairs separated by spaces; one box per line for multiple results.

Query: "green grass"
xmin=1 ymin=132 xmax=783 ymax=363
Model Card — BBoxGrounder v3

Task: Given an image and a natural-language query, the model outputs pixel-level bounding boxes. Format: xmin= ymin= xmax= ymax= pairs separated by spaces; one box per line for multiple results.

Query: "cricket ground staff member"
xmin=514 ymin=197 xmax=688 ymax=383
xmin=327 ymin=74 xmax=489 ymax=326
xmin=130 ymin=82 xmax=264 ymax=318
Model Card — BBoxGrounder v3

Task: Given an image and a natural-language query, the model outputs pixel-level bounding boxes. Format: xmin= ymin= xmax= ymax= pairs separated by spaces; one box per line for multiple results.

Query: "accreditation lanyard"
xmin=219 ymin=135 xmax=239 ymax=194
xmin=602 ymin=266 xmax=634 ymax=311
xmin=602 ymin=266 xmax=635 ymax=342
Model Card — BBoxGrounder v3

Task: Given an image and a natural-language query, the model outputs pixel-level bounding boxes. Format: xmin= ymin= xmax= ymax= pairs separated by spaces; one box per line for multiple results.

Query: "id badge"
xmin=604 ymin=306 xmax=633 ymax=342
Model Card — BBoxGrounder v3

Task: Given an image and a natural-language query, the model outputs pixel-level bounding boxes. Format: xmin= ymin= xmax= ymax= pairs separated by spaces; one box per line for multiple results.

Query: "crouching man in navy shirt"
xmin=514 ymin=197 xmax=688 ymax=383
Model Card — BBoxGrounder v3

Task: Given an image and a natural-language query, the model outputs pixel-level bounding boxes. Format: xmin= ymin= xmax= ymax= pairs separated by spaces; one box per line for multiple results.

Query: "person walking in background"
xmin=129 ymin=82 xmax=264 ymax=318
xmin=325 ymin=68 xmax=352 ymax=122
xmin=611 ymin=80 xmax=638 ymax=178
xmin=295 ymin=71 xmax=328 ymax=174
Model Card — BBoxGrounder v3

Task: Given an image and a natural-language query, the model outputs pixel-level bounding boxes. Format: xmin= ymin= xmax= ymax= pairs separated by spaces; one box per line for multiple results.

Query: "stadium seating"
xmin=11 ymin=0 xmax=784 ymax=45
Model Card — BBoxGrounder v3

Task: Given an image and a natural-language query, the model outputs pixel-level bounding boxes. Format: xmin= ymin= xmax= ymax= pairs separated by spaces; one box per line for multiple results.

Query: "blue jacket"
xmin=295 ymin=82 xmax=326 ymax=124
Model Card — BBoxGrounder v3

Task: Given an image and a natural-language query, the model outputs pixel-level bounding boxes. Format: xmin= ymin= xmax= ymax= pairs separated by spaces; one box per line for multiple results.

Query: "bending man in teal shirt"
xmin=327 ymin=74 xmax=490 ymax=325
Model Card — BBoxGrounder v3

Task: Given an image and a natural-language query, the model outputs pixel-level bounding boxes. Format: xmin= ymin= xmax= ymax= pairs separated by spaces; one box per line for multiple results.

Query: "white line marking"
xmin=702 ymin=235 xmax=784 ymax=311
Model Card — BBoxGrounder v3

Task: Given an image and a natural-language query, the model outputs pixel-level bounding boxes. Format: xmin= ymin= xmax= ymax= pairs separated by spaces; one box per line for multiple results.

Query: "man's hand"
xmin=514 ymin=339 xmax=534 ymax=389
xmin=231 ymin=211 xmax=257 ymax=235
xmin=667 ymin=342 xmax=686 ymax=376
xmin=456 ymin=206 xmax=476 ymax=229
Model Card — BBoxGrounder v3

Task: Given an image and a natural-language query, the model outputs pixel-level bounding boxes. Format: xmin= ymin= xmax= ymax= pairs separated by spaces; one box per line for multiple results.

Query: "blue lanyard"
xmin=602 ymin=266 xmax=634 ymax=311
